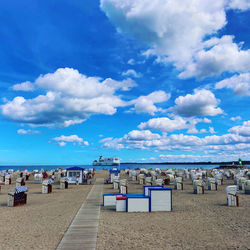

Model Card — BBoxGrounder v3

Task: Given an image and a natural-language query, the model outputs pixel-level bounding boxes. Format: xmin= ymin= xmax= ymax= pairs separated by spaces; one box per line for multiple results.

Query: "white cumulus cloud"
xmin=230 ymin=116 xmax=242 ymax=121
xmin=228 ymin=121 xmax=250 ymax=137
xmin=170 ymin=89 xmax=223 ymax=117
xmin=138 ymin=116 xmax=212 ymax=133
xmin=129 ymin=90 xmax=170 ymax=115
xmin=138 ymin=117 xmax=187 ymax=132
xmin=127 ymin=59 xmax=135 ymax=65
xmin=52 ymin=135 xmax=89 ymax=147
xmin=99 ymin=120 xmax=250 ymax=153
xmin=100 ymin=0 xmax=250 ymax=79
xmin=100 ymin=127 xmax=250 ymax=152
xmin=209 ymin=127 xmax=216 ymax=134
xmin=100 ymin=137 xmax=124 ymax=150
xmin=125 ymin=130 xmax=161 ymax=140
xmin=1 ymin=68 xmax=137 ymax=127
xmin=12 ymin=81 xmax=35 ymax=91
xmin=158 ymin=150 xmax=250 ymax=162
xmin=2 ymin=68 xmax=173 ymax=126
xmin=227 ymin=0 xmax=250 ymax=10
xmin=17 ymin=129 xmax=40 ymax=135
xmin=179 ymin=36 xmax=250 ymax=79
xmin=34 ymin=68 xmax=136 ymax=97
xmin=215 ymin=73 xmax=250 ymax=96
xmin=122 ymin=69 xmax=142 ymax=78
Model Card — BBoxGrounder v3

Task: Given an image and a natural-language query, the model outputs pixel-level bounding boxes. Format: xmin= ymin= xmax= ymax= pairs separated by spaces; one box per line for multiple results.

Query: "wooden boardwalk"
xmin=57 ymin=178 xmax=103 ymax=250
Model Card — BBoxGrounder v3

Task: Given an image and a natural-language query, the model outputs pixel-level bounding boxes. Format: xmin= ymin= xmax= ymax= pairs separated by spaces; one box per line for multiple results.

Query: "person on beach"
xmin=43 ymin=172 xmax=48 ymax=179
xmin=76 ymin=175 xmax=80 ymax=185
xmin=82 ymin=172 xmax=86 ymax=184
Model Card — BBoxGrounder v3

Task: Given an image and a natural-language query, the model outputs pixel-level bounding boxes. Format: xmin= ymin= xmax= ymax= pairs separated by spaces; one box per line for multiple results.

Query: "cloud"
xmin=58 ymin=141 xmax=66 ymax=147
xmin=200 ymin=129 xmax=208 ymax=133
xmin=12 ymin=81 xmax=35 ymax=91
xmin=186 ymin=117 xmax=211 ymax=134
xmin=1 ymin=68 xmax=137 ymax=127
xmin=227 ymin=0 xmax=250 ymax=10
xmin=179 ymin=36 xmax=250 ymax=79
xmin=17 ymin=129 xmax=40 ymax=135
xmin=203 ymin=118 xmax=212 ymax=123
xmin=3 ymin=68 xmax=174 ymax=126
xmin=63 ymin=119 xmax=86 ymax=127
xmin=138 ymin=117 xmax=187 ymax=132
xmin=127 ymin=58 xmax=145 ymax=65
xmin=170 ymin=89 xmax=223 ymax=117
xmin=187 ymin=127 xmax=208 ymax=134
xmin=228 ymin=121 xmax=250 ymax=136
xmin=34 ymin=68 xmax=136 ymax=96
xmin=125 ymin=130 xmax=161 ymax=140
xmin=100 ymin=137 xmax=124 ymax=150
xmin=230 ymin=116 xmax=242 ymax=121
xmin=52 ymin=135 xmax=89 ymax=147
xmin=101 ymin=1 xmax=250 ymax=79
xmin=129 ymin=90 xmax=170 ymax=115
xmin=138 ymin=116 xmax=211 ymax=133
xmin=158 ymin=150 xmax=250 ymax=162
xmin=204 ymin=133 xmax=250 ymax=145
xmin=100 ymin=120 xmax=250 ymax=151
xmin=101 ymin=132 xmax=250 ymax=151
xmin=122 ymin=69 xmax=142 ymax=78
xmin=215 ymin=73 xmax=250 ymax=96
xmin=209 ymin=127 xmax=216 ymax=134
xmin=127 ymin=59 xmax=135 ymax=65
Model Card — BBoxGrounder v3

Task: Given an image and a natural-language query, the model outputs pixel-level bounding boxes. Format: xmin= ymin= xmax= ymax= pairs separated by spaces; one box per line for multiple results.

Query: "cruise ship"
xmin=93 ymin=156 xmax=120 ymax=166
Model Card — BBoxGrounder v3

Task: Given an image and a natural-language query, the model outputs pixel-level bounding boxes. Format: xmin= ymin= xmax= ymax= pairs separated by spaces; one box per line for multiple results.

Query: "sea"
xmin=1 ymin=164 xmax=247 ymax=172
xmin=1 ymin=163 xmax=249 ymax=172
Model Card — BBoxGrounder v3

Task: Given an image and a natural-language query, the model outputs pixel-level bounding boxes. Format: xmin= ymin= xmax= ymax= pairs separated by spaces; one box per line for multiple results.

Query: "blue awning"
xmin=15 ymin=186 xmax=28 ymax=194
xmin=109 ymin=169 xmax=120 ymax=174
xmin=66 ymin=166 xmax=84 ymax=171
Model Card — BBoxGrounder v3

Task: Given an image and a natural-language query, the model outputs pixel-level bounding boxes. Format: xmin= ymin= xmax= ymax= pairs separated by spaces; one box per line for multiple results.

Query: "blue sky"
xmin=0 ymin=0 xmax=250 ymax=165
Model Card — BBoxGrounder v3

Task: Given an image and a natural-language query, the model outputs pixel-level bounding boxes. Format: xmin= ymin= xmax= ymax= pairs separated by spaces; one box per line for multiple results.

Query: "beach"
xmin=1 ymin=1 xmax=250 ymax=248
xmin=0 ymin=172 xmax=94 ymax=249
xmin=97 ymin=171 xmax=250 ymax=250
xmin=0 ymin=170 xmax=249 ymax=249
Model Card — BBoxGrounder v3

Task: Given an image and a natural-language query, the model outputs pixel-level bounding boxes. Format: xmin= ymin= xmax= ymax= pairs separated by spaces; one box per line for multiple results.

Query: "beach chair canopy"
xmin=43 ymin=179 xmax=54 ymax=185
xmin=109 ymin=169 xmax=120 ymax=174
xmin=66 ymin=166 xmax=84 ymax=171
xmin=15 ymin=186 xmax=28 ymax=194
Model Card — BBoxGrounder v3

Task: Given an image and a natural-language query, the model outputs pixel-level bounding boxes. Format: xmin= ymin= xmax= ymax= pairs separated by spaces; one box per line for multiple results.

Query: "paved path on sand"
xmin=57 ymin=178 xmax=103 ymax=250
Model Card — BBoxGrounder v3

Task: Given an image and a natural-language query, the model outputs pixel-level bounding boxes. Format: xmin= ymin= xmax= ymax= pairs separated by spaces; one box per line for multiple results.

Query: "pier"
xmin=57 ymin=178 xmax=103 ymax=250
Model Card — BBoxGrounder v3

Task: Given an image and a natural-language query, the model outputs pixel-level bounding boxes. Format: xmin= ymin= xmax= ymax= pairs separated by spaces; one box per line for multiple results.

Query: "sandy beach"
xmin=97 ymin=171 xmax=250 ymax=250
xmin=0 ymin=170 xmax=249 ymax=250
xmin=1 ymin=1 xmax=250 ymax=249
xmin=0 ymin=172 xmax=96 ymax=250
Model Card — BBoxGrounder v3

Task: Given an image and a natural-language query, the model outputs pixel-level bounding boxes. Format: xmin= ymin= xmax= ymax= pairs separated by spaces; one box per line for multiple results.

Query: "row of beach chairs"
xmin=103 ymin=185 xmax=172 ymax=212
xmin=1 ymin=177 xmax=70 ymax=207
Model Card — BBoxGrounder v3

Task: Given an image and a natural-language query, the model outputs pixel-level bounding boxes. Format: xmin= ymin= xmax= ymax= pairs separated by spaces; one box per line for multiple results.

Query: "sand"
xmin=97 ymin=171 xmax=250 ymax=250
xmin=0 ymin=170 xmax=249 ymax=250
xmin=0 ymin=173 xmax=95 ymax=250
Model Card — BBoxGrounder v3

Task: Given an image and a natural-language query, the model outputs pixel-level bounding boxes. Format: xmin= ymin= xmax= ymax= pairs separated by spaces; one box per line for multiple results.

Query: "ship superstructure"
xmin=93 ymin=156 xmax=120 ymax=166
